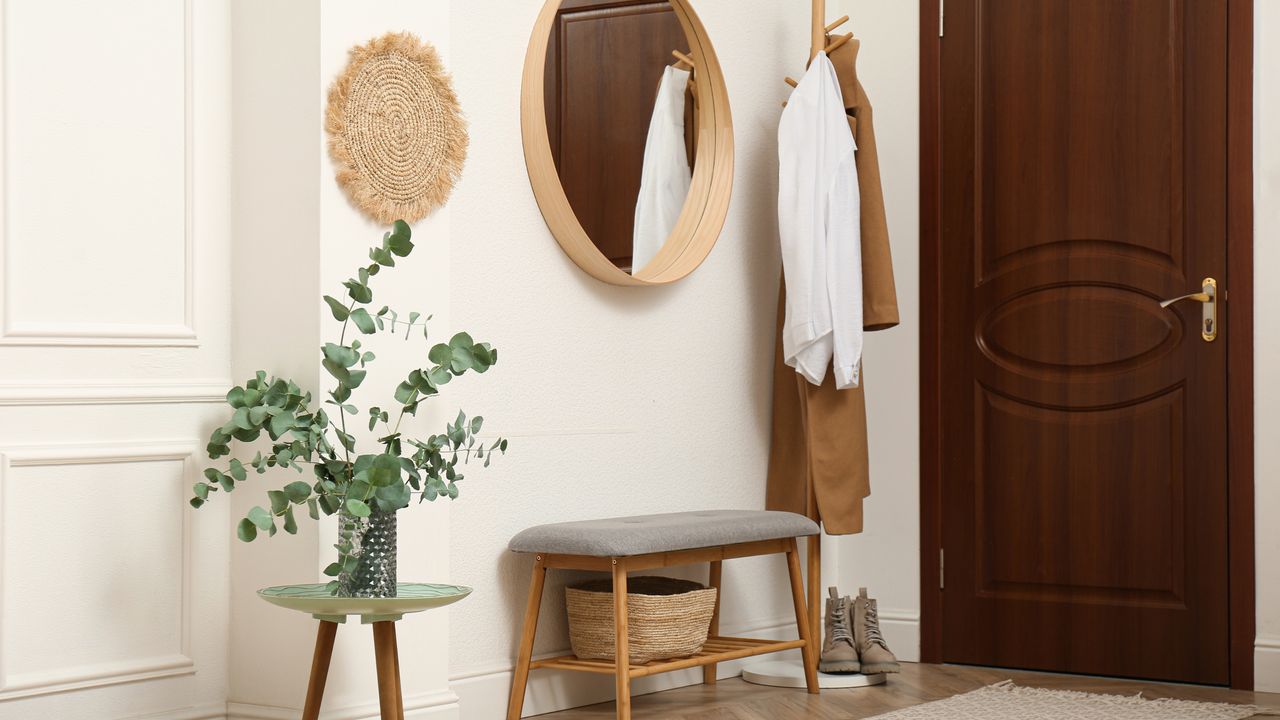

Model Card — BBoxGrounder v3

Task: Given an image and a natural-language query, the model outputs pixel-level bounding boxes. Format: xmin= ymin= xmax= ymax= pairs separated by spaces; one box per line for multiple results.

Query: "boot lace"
xmin=830 ymin=600 xmax=854 ymax=645
xmin=864 ymin=601 xmax=888 ymax=649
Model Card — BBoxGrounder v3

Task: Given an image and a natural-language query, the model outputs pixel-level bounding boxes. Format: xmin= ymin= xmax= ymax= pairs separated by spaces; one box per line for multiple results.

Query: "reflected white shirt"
xmin=633 ymin=65 xmax=693 ymax=275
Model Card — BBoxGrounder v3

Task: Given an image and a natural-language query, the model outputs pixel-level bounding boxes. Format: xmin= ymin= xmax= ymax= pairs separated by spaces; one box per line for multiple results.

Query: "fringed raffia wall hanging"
xmin=326 ymin=32 xmax=467 ymax=224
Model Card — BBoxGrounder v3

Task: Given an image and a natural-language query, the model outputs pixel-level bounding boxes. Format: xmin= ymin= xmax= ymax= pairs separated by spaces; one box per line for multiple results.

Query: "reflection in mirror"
xmin=543 ymin=0 xmax=698 ymax=275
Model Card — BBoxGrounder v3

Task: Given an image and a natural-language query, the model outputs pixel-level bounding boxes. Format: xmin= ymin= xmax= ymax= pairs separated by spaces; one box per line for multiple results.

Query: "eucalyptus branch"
xmin=190 ymin=221 xmax=509 ymax=596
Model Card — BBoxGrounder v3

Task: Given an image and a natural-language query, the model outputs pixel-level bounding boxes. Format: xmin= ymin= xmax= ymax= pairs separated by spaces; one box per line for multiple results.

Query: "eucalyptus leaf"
xmin=248 ymin=506 xmax=274 ymax=531
xmin=346 ymin=499 xmax=372 ymax=517
xmin=428 ymin=343 xmax=453 ymax=365
xmin=237 ymin=518 xmax=258 ymax=542
xmin=323 ymin=295 xmax=350 ymax=321
xmin=284 ymin=481 xmax=311 ymax=503
xmin=350 ymin=308 xmax=376 ymax=334
xmin=268 ymin=490 xmax=289 ymax=514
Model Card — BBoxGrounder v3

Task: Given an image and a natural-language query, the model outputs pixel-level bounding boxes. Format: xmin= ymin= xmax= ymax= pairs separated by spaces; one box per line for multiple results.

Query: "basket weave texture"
xmin=325 ymin=32 xmax=467 ymax=224
xmin=566 ymin=576 xmax=717 ymax=664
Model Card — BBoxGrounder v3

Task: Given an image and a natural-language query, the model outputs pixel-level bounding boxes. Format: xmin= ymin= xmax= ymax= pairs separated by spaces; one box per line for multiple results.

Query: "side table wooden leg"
xmin=703 ymin=560 xmax=722 ymax=685
xmin=303 ymin=620 xmax=338 ymax=720
xmin=373 ymin=621 xmax=403 ymax=720
xmin=391 ymin=625 xmax=405 ymax=720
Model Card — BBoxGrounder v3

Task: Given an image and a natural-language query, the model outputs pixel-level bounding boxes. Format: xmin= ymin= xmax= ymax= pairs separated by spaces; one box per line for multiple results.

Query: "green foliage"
xmin=191 ymin=221 xmax=508 ymax=594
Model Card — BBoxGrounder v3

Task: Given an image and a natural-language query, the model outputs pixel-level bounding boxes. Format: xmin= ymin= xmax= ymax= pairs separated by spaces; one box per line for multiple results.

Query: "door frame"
xmin=917 ymin=0 xmax=1256 ymax=689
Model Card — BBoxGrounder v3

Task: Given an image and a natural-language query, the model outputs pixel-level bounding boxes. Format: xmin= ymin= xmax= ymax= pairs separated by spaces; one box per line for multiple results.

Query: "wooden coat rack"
xmin=743 ymin=2 xmax=887 ymax=689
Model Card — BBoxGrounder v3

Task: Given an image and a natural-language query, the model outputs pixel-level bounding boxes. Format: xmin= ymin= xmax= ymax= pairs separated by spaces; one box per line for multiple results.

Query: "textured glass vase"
xmin=336 ymin=507 xmax=398 ymax=598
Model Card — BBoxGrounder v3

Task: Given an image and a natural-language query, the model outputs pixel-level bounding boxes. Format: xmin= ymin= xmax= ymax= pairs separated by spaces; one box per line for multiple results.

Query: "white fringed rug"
xmin=866 ymin=681 xmax=1269 ymax=720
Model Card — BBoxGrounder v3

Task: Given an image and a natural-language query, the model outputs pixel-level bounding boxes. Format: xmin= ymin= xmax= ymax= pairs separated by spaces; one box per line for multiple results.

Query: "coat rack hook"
xmin=671 ymin=49 xmax=695 ymax=71
xmin=824 ymin=32 xmax=853 ymax=54
xmin=825 ymin=15 xmax=850 ymax=33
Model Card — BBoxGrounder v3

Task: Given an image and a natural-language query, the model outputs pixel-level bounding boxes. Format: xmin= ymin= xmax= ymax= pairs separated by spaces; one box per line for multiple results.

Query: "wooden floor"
xmin=533 ymin=662 xmax=1280 ymax=719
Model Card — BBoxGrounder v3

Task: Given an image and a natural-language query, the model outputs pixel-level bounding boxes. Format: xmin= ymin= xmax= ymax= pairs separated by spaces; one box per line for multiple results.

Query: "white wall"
xmin=1252 ymin=0 xmax=1280 ymax=693
xmin=0 ymin=0 xmax=233 ymax=718
xmin=444 ymin=1 xmax=814 ymax=716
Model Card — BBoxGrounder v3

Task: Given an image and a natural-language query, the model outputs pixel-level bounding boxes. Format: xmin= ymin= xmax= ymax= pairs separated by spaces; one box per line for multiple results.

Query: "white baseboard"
xmin=228 ymin=689 xmax=457 ymax=720
xmin=134 ymin=703 xmax=228 ymax=720
xmin=450 ymin=618 xmax=800 ymax=719
xmin=878 ymin=608 xmax=920 ymax=663
xmin=1256 ymin=637 xmax=1280 ymax=692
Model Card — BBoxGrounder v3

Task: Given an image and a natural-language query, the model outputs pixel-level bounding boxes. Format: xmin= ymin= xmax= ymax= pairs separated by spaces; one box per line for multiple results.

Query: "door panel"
xmin=939 ymin=0 xmax=1230 ymax=684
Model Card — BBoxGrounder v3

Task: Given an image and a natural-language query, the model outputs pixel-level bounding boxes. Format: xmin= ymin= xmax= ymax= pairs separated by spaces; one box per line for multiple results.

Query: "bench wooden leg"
xmin=806 ymin=534 xmax=822 ymax=671
xmin=703 ymin=559 xmax=722 ymax=685
xmin=302 ymin=620 xmax=338 ymax=720
xmin=507 ymin=554 xmax=547 ymax=720
xmin=787 ymin=538 xmax=820 ymax=694
xmin=613 ymin=559 xmax=632 ymax=720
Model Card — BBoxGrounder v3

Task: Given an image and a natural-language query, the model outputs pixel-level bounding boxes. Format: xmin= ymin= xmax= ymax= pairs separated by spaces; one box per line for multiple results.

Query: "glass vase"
xmin=336 ymin=506 xmax=398 ymax=598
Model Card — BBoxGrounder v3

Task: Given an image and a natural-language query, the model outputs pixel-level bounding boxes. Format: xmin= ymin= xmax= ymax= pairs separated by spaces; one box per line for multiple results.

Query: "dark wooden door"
xmin=544 ymin=0 xmax=689 ymax=269
xmin=938 ymin=0 xmax=1230 ymax=684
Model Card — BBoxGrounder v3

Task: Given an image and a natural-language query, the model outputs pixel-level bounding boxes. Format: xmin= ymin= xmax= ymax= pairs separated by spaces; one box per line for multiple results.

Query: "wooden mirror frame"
xmin=520 ymin=0 xmax=735 ymax=286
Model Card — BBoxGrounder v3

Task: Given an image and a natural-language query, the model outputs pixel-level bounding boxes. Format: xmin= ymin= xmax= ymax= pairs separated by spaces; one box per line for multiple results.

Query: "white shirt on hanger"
xmin=777 ymin=51 xmax=863 ymax=389
xmin=633 ymin=65 xmax=693 ymax=275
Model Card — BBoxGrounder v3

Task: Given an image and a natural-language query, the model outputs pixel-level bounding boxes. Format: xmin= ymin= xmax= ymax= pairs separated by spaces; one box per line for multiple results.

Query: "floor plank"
xmin=531 ymin=663 xmax=1280 ymax=719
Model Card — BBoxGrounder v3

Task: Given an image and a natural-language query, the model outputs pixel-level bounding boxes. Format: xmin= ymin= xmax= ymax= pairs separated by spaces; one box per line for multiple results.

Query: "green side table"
xmin=259 ymin=582 xmax=472 ymax=720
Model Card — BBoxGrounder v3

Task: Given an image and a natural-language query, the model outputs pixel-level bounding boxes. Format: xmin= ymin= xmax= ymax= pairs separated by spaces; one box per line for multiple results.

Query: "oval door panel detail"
xmin=977 ymin=285 xmax=1181 ymax=374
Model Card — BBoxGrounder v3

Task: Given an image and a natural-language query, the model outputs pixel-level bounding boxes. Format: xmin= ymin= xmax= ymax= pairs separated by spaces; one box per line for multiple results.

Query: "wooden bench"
xmin=505 ymin=510 xmax=821 ymax=720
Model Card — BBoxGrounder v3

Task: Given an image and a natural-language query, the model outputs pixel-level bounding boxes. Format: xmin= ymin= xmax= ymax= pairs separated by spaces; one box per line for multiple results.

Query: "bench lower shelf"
xmin=530 ymin=636 xmax=807 ymax=679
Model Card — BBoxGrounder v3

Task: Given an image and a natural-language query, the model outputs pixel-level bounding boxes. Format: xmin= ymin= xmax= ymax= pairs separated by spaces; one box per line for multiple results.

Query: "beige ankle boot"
xmin=818 ymin=587 xmax=860 ymax=673
xmin=852 ymin=587 xmax=900 ymax=674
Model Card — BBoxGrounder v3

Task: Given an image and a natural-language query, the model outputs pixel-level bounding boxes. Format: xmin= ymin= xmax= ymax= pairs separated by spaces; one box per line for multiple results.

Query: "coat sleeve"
xmin=830 ymin=39 xmax=900 ymax=331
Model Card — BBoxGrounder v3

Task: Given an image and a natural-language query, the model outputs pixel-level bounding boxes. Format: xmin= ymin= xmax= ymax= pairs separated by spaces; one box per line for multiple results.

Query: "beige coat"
xmin=766 ymin=38 xmax=899 ymax=535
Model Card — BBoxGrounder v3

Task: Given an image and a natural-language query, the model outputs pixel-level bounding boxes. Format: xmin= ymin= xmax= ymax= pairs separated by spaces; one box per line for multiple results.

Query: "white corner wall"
xmin=227 ymin=2 xmax=458 ymax=718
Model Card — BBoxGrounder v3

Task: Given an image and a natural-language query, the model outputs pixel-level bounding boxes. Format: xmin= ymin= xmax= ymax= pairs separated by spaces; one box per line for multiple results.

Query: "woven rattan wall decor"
xmin=326 ymin=32 xmax=467 ymax=224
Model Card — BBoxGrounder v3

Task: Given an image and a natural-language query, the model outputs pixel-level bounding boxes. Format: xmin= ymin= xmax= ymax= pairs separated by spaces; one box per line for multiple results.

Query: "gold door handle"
xmin=1159 ymin=277 xmax=1217 ymax=342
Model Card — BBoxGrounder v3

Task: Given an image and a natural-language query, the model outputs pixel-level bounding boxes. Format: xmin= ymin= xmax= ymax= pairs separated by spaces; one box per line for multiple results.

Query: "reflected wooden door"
xmin=544 ymin=0 xmax=689 ymax=269
xmin=937 ymin=0 xmax=1230 ymax=683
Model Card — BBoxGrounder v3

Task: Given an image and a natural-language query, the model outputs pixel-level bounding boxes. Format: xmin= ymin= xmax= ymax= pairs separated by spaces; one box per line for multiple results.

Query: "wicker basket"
xmin=565 ymin=576 xmax=717 ymax=664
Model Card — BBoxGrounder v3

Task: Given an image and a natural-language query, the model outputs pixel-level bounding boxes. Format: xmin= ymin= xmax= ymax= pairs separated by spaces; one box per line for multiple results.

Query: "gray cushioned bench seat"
xmin=508 ymin=509 xmax=819 ymax=557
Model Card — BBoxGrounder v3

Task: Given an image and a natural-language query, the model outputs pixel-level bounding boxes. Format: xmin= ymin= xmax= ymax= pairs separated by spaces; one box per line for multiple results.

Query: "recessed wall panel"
xmin=2 ymin=0 xmax=189 ymax=342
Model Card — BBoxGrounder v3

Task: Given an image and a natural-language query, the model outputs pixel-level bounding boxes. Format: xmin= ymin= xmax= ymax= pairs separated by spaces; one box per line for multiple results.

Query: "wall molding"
xmin=0 ymin=441 xmax=198 ymax=700
xmin=227 ymin=689 xmax=458 ymax=720
xmin=0 ymin=379 xmax=232 ymax=406
xmin=0 ymin=0 xmax=198 ymax=348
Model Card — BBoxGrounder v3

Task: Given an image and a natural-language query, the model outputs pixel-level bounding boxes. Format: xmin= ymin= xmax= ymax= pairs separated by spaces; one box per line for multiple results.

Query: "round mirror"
xmin=521 ymin=0 xmax=734 ymax=286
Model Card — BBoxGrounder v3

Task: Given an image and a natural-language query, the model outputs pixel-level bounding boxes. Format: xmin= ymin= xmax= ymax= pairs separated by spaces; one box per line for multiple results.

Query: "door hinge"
xmin=939 ymin=0 xmax=945 ymax=37
xmin=939 ymin=548 xmax=945 ymax=589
